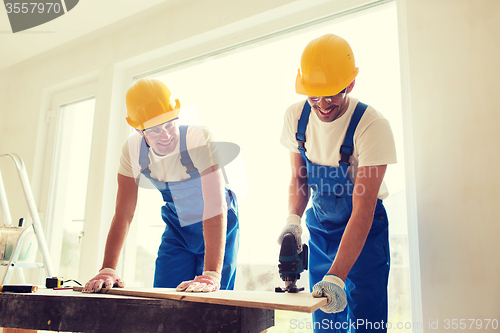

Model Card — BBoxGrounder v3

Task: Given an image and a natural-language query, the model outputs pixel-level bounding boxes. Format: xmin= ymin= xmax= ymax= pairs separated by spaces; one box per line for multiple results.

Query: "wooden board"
xmin=73 ymin=286 xmax=326 ymax=313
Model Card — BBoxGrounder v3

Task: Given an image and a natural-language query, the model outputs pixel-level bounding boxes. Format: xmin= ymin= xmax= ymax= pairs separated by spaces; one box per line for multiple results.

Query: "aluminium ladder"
xmin=0 ymin=153 xmax=55 ymax=284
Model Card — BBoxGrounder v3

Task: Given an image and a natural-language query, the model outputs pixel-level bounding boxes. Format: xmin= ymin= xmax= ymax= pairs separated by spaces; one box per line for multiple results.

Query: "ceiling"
xmin=0 ymin=0 xmax=167 ymax=71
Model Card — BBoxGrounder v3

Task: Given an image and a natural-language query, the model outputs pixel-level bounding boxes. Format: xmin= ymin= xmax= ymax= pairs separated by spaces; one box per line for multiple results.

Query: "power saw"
xmin=275 ymin=232 xmax=308 ymax=293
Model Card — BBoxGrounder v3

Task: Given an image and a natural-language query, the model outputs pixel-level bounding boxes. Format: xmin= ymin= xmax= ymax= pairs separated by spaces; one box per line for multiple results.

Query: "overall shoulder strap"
xmin=138 ymin=137 xmax=168 ymax=190
xmin=139 ymin=136 xmax=152 ymax=178
xmin=339 ymin=102 xmax=368 ymax=166
xmin=179 ymin=125 xmax=200 ymax=178
xmin=296 ymin=101 xmax=312 ymax=163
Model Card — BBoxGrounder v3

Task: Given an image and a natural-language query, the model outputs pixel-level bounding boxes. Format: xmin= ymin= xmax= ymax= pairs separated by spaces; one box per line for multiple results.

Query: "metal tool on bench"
xmin=275 ymin=232 xmax=308 ymax=293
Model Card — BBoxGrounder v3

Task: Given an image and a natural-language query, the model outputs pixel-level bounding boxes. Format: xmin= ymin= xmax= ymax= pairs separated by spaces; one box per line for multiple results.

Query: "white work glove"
xmin=312 ymin=274 xmax=347 ymax=313
xmin=277 ymin=214 xmax=303 ymax=253
xmin=82 ymin=268 xmax=125 ymax=293
xmin=176 ymin=271 xmax=221 ymax=293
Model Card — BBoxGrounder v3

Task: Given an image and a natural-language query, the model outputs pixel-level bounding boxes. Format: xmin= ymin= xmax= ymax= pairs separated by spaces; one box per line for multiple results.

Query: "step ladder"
xmin=0 ymin=153 xmax=55 ymax=284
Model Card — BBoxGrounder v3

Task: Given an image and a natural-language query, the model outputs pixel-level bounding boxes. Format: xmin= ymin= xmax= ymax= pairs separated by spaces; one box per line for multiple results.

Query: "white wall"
xmin=400 ymin=0 xmax=500 ymax=330
xmin=1 ymin=0 xmax=499 ymax=329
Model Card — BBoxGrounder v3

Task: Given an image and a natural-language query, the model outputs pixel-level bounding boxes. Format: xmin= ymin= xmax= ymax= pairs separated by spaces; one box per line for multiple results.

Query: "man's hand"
xmin=312 ymin=275 xmax=347 ymax=313
xmin=277 ymin=214 xmax=303 ymax=253
xmin=176 ymin=271 xmax=221 ymax=293
xmin=82 ymin=268 xmax=125 ymax=293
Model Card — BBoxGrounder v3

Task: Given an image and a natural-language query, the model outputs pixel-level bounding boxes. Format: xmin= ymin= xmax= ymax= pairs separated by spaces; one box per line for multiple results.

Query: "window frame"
xmin=36 ymin=82 xmax=99 ymax=280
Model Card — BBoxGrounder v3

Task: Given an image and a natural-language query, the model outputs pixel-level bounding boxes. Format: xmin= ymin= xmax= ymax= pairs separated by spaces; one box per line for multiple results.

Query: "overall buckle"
xmin=296 ymin=133 xmax=306 ymax=151
xmin=339 ymin=145 xmax=353 ymax=166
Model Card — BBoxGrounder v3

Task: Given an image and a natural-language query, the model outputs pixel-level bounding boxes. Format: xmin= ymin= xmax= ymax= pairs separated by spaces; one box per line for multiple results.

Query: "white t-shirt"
xmin=280 ymin=96 xmax=397 ymax=199
xmin=118 ymin=125 xmax=218 ymax=184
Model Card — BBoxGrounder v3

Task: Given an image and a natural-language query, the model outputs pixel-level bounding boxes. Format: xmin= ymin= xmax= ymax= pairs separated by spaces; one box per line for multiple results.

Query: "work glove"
xmin=312 ymin=274 xmax=347 ymax=313
xmin=277 ymin=214 xmax=302 ymax=253
xmin=82 ymin=268 xmax=125 ymax=293
xmin=176 ymin=271 xmax=221 ymax=293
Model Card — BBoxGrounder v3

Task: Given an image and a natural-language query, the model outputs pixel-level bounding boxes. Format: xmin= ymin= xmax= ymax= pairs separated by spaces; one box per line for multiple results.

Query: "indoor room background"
xmin=1 ymin=0 xmax=499 ymax=332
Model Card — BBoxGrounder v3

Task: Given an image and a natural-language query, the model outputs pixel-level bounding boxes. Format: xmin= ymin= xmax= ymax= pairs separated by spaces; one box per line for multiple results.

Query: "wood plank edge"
xmin=72 ymin=286 xmax=327 ymax=313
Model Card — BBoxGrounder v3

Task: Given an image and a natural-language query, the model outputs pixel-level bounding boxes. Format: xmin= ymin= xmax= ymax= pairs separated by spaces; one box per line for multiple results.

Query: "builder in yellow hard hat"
xmin=83 ymin=79 xmax=239 ymax=293
xmin=278 ymin=34 xmax=397 ymax=331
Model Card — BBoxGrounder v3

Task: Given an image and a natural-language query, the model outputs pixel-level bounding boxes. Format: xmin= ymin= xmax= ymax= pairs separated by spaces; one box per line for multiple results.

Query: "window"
xmin=124 ymin=3 xmax=412 ymax=331
xmin=45 ymin=96 xmax=96 ymax=280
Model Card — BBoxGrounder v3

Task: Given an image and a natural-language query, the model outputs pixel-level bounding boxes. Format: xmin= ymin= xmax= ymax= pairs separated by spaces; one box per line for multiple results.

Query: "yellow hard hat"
xmin=125 ymin=79 xmax=181 ymax=130
xmin=295 ymin=34 xmax=359 ymax=96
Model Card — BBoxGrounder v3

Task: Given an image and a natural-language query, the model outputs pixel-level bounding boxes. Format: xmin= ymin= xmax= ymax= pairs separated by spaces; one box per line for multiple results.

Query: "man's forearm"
xmin=200 ymin=166 xmax=227 ymax=274
xmin=101 ymin=215 xmax=131 ymax=270
xmin=327 ymin=165 xmax=387 ymax=280
xmin=101 ymin=174 xmax=138 ymax=270
xmin=327 ymin=212 xmax=373 ymax=281
xmin=289 ymin=176 xmax=310 ymax=217
xmin=288 ymin=152 xmax=309 ymax=217
xmin=202 ymin=212 xmax=226 ymax=273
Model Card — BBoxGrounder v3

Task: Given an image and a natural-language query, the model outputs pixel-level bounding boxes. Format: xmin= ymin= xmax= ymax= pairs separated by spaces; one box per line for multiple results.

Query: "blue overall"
xmin=296 ymin=102 xmax=390 ymax=332
xmin=139 ymin=125 xmax=239 ymax=290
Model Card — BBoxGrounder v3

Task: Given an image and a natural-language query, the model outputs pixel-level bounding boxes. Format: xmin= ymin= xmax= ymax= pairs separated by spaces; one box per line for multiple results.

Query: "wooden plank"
xmin=73 ymin=286 xmax=326 ymax=313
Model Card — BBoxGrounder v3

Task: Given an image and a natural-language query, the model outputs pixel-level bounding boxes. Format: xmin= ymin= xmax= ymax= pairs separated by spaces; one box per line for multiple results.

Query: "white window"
xmin=42 ymin=84 xmax=97 ymax=282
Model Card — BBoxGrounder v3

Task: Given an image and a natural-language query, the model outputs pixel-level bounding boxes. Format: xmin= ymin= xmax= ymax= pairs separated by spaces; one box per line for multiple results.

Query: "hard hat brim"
xmin=142 ymin=108 xmax=180 ymax=130
xmin=126 ymin=108 xmax=180 ymax=130
xmin=295 ymin=68 xmax=359 ymax=96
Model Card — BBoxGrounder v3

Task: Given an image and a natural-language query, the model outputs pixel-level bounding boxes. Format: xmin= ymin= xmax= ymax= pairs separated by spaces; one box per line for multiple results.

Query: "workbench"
xmin=0 ymin=288 xmax=272 ymax=332
xmin=0 ymin=287 xmax=325 ymax=333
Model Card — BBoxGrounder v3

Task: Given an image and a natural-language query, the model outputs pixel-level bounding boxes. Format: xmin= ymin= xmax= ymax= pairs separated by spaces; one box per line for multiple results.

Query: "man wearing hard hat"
xmin=83 ymin=79 xmax=239 ymax=293
xmin=278 ymin=34 xmax=397 ymax=331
